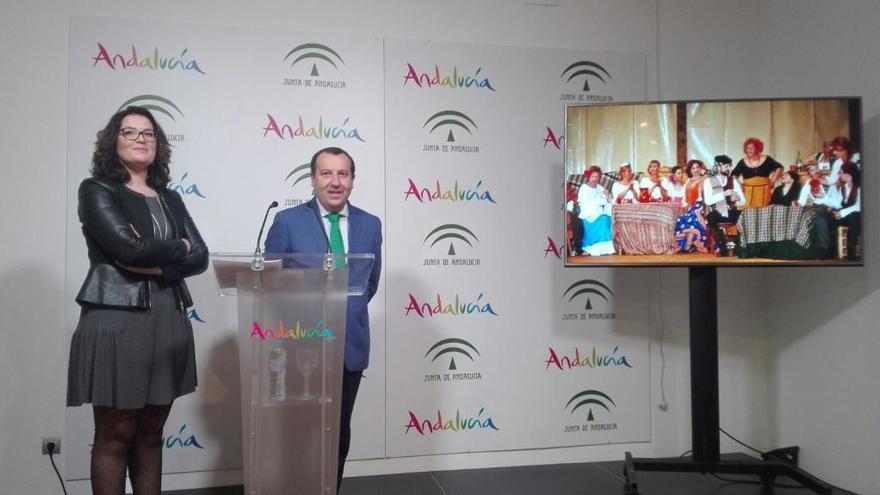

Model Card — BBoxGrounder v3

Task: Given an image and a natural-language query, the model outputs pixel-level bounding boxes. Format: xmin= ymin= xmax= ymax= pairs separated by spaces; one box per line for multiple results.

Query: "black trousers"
xmin=338 ymin=368 xmax=362 ymax=491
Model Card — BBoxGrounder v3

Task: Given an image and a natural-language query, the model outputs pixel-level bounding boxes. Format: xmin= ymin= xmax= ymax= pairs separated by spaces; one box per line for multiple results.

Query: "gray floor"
xmin=166 ymin=454 xmax=857 ymax=495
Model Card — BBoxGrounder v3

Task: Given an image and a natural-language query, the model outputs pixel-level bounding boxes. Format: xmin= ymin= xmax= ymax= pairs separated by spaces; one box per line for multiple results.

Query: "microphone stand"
xmin=252 ymin=201 xmax=279 ymax=271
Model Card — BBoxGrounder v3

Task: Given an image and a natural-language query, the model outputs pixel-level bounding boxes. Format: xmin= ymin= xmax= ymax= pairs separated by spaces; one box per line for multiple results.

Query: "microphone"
xmin=252 ymin=201 xmax=279 ymax=271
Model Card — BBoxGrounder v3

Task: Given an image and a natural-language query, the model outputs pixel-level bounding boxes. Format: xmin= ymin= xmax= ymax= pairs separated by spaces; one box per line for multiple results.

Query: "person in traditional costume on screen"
xmin=815 ymin=140 xmax=835 ymax=172
xmin=663 ymin=164 xmax=687 ymax=205
xmin=638 ymin=159 xmax=670 ymax=202
xmin=576 ymin=165 xmax=615 ymax=256
xmin=827 ymin=135 xmax=859 ymax=186
xmin=826 ymin=161 xmax=861 ymax=261
xmin=565 ymin=175 xmax=585 ymax=256
xmin=796 ymin=162 xmax=827 ymax=205
xmin=704 ymin=155 xmax=746 ymax=256
xmin=793 ymin=163 xmax=838 ymax=259
xmin=673 ymin=159 xmax=710 ymax=253
xmin=732 ymin=137 xmax=783 ymax=208
xmin=770 ymin=170 xmax=802 ymax=206
xmin=683 ymin=159 xmax=706 ymax=207
xmin=611 ymin=162 xmax=639 ymax=204
xmin=66 ymin=106 xmax=209 ymax=495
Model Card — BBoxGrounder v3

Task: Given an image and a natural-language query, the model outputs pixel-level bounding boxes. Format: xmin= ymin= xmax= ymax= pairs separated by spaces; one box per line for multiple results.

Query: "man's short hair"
xmin=310 ymin=147 xmax=356 ymax=176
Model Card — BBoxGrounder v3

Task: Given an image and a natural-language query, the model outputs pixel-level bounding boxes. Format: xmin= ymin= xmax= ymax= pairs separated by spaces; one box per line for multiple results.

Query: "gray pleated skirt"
xmin=67 ymin=281 xmax=197 ymax=410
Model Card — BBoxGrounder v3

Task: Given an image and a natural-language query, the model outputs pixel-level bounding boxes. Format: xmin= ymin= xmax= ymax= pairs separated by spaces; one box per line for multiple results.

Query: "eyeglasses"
xmin=119 ymin=127 xmax=157 ymax=142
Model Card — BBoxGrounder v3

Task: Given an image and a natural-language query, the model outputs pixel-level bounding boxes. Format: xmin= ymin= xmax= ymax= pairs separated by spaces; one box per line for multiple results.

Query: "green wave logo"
xmin=283 ymin=43 xmax=345 ymax=77
xmin=560 ymin=60 xmax=611 ymax=92
xmin=425 ymin=337 xmax=481 ymax=371
xmin=562 ymin=279 xmax=614 ymax=310
xmin=118 ymin=94 xmax=184 ymax=122
xmin=566 ymin=389 xmax=616 ymax=422
xmin=423 ymin=224 xmax=479 ymax=256
xmin=284 ymin=162 xmax=312 ymax=190
xmin=422 ymin=110 xmax=478 ymax=143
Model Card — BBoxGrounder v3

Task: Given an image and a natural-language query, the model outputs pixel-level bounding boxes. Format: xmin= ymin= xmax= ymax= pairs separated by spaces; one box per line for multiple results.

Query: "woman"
xmin=611 ymin=162 xmax=639 ymax=204
xmin=576 ymin=165 xmax=615 ymax=256
xmin=67 ymin=106 xmax=208 ymax=494
xmin=770 ymin=170 xmax=802 ymax=206
xmin=732 ymin=137 xmax=783 ymax=208
xmin=683 ymin=159 xmax=706 ymax=207
xmin=663 ymin=165 xmax=687 ymax=205
xmin=638 ymin=159 xmax=670 ymax=202
xmin=674 ymin=160 xmax=709 ymax=253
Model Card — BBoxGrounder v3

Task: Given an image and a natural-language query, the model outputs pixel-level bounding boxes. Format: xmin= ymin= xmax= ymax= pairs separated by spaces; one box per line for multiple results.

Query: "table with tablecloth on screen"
xmin=735 ymin=204 xmax=828 ymax=260
xmin=611 ymin=202 xmax=682 ymax=255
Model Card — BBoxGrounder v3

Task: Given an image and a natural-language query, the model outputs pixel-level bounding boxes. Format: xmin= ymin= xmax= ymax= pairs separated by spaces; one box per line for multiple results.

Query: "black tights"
xmin=91 ymin=404 xmax=172 ymax=495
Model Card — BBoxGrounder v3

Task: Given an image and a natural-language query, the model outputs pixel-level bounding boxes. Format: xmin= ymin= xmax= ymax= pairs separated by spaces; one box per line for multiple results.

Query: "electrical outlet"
xmin=41 ymin=437 xmax=61 ymax=455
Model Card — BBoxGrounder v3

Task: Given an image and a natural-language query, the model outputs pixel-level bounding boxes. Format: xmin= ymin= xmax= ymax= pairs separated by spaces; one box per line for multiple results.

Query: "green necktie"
xmin=326 ymin=212 xmax=346 ymax=267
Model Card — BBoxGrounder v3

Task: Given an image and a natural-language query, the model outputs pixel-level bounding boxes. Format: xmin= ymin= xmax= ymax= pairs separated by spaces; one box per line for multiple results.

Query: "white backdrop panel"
xmin=383 ymin=39 xmax=648 ymax=456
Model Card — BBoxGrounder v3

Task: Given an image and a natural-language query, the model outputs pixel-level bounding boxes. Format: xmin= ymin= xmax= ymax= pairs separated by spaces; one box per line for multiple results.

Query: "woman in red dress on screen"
xmin=732 ymin=137 xmax=783 ymax=208
xmin=674 ymin=159 xmax=709 ymax=253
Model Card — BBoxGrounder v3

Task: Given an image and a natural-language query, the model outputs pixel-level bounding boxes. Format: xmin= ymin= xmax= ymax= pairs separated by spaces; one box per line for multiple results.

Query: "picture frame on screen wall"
xmin=563 ymin=96 xmax=864 ymax=267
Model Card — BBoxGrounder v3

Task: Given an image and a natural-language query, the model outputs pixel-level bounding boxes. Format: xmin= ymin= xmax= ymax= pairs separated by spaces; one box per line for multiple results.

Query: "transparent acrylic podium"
xmin=212 ymin=252 xmax=375 ymax=495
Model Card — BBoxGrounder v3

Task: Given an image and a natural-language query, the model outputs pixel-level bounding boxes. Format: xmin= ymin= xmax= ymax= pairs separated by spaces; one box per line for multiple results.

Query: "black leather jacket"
xmin=75 ymin=177 xmax=209 ymax=310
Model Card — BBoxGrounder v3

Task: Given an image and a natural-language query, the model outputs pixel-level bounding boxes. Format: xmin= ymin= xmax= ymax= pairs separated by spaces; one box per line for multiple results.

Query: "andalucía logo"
xmin=162 ymin=424 xmax=205 ymax=449
xmin=187 ymin=308 xmax=206 ymax=323
xmin=283 ymin=162 xmax=312 ymax=207
xmin=563 ymin=389 xmax=618 ymax=432
xmin=405 ymin=407 xmax=500 ymax=435
xmin=544 ymin=236 xmax=564 ymax=260
xmin=170 ymin=172 xmax=206 ymax=199
xmin=250 ymin=320 xmax=335 ymax=340
xmin=544 ymin=127 xmax=564 ymax=149
xmin=404 ymin=178 xmax=497 ymax=204
xmin=545 ymin=345 xmax=632 ymax=371
xmin=281 ymin=43 xmax=347 ymax=89
xmin=421 ymin=110 xmax=480 ymax=153
xmin=561 ymin=279 xmax=615 ymax=320
xmin=92 ymin=42 xmax=205 ymax=74
xmin=262 ymin=114 xmax=365 ymax=142
xmin=404 ymin=292 xmax=498 ymax=318
xmin=559 ymin=60 xmax=613 ymax=103
xmin=422 ymin=223 xmax=481 ymax=268
xmin=423 ymin=338 xmax=482 ymax=383
xmin=403 ymin=63 xmax=496 ymax=91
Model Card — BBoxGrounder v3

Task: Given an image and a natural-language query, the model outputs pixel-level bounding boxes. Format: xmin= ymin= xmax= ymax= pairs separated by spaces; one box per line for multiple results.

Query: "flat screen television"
xmin=563 ymin=97 xmax=863 ymax=267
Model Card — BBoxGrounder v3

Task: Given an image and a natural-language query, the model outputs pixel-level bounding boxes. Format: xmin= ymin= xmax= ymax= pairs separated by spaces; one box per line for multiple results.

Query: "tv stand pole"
xmin=623 ymin=266 xmax=834 ymax=495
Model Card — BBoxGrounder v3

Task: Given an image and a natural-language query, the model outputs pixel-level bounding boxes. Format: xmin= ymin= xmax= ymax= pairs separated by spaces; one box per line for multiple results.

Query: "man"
xmin=264 ymin=146 xmax=382 ymax=490
xmin=703 ymin=155 xmax=745 ymax=256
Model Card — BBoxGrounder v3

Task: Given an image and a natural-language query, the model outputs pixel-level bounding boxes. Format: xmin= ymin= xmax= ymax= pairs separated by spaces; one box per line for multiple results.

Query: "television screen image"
xmin=563 ymin=97 xmax=863 ymax=267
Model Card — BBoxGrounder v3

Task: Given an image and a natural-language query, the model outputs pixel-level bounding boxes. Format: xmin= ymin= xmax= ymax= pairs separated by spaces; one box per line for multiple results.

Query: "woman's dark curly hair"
xmin=91 ymin=106 xmax=172 ymax=189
